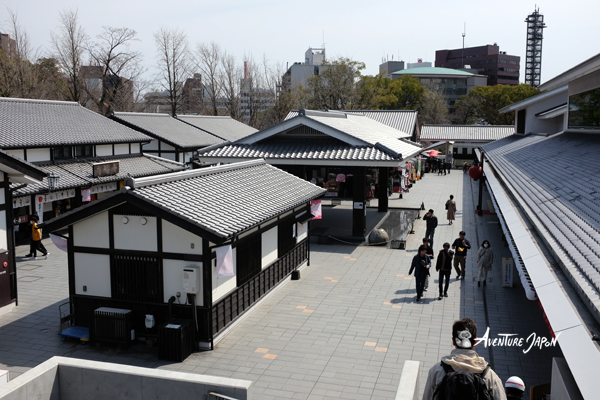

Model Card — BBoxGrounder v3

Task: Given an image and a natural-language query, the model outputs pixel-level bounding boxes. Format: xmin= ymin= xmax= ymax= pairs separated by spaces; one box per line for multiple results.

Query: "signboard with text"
xmin=502 ymin=257 xmax=514 ymax=287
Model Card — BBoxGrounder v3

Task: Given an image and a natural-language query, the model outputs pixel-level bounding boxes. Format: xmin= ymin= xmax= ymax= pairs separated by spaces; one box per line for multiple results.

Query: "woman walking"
xmin=445 ymin=195 xmax=456 ymax=225
xmin=477 ymin=240 xmax=494 ymax=287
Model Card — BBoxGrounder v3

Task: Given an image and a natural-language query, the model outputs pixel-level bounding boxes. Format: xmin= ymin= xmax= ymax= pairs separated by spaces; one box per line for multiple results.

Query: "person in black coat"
xmin=436 ymin=243 xmax=454 ymax=299
xmin=423 ymin=209 xmax=438 ymax=249
xmin=409 ymin=245 xmax=431 ymax=301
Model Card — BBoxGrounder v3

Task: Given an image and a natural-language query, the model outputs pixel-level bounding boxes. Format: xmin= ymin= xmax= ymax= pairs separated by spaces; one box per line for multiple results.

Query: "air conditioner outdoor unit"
xmin=182 ymin=266 xmax=200 ymax=294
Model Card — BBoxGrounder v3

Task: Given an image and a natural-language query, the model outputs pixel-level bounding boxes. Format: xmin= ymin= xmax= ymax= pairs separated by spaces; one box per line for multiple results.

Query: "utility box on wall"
xmin=182 ymin=266 xmax=200 ymax=294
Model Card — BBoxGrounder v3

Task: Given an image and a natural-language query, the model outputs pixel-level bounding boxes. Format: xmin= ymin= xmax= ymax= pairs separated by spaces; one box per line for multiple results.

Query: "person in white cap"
xmin=505 ymin=376 xmax=525 ymax=399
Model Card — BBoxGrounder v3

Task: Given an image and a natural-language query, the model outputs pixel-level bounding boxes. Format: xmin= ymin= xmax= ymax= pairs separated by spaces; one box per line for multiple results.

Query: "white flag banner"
xmin=216 ymin=244 xmax=234 ymax=277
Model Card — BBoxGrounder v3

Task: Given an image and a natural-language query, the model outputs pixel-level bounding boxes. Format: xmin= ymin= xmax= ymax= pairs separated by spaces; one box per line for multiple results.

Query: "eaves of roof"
xmin=0 ymin=149 xmax=47 ymax=181
xmin=499 ymin=85 xmax=568 ymax=114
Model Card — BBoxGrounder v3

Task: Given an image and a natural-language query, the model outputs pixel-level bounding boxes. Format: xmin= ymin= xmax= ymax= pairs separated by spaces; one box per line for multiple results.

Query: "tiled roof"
xmin=0 ymin=97 xmax=151 ymax=148
xmin=483 ymin=132 xmax=600 ymax=294
xmin=198 ymin=137 xmax=399 ymax=162
xmin=285 ymin=110 xmax=417 ymax=136
xmin=112 ymin=112 xmax=224 ymax=149
xmin=12 ymin=154 xmax=185 ymax=196
xmin=0 ymin=148 xmax=47 ymax=181
xmin=176 ymin=115 xmax=258 ymax=142
xmin=420 ymin=125 xmax=514 ymax=141
xmin=131 ymin=160 xmax=325 ymax=238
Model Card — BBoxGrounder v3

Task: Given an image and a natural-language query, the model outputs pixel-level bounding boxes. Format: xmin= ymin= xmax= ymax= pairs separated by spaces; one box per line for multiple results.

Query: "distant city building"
xmin=406 ymin=60 xmax=432 ymax=69
xmin=240 ymin=61 xmax=275 ymax=123
xmin=435 ymin=44 xmax=520 ymax=86
xmin=79 ymin=65 xmax=134 ymax=112
xmin=0 ymin=33 xmax=16 ymax=57
xmin=390 ymin=67 xmax=487 ymax=111
xmin=379 ymin=60 xmax=405 ymax=79
xmin=282 ymin=47 xmax=328 ymax=90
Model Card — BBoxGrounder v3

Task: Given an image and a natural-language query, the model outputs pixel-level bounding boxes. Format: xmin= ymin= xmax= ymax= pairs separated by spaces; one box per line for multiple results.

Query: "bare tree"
xmin=86 ymin=26 xmax=145 ymax=115
xmin=241 ymin=55 xmax=279 ymax=128
xmin=193 ymin=42 xmax=222 ymax=115
xmin=153 ymin=27 xmax=191 ymax=116
xmin=220 ymin=50 xmax=242 ymax=120
xmin=51 ymin=9 xmax=87 ymax=103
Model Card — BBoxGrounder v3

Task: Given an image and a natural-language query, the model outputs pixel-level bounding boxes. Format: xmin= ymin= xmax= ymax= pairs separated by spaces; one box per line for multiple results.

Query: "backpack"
xmin=433 ymin=362 xmax=494 ymax=400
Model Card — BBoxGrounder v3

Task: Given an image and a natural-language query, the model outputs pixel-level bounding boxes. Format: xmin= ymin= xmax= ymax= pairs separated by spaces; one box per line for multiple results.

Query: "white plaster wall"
xmin=73 ymin=212 xmax=109 ymax=248
xmin=74 ymin=253 xmax=111 ymax=297
xmin=261 ymin=226 xmax=278 ymax=269
xmin=143 ymin=140 xmax=159 ymax=151
xmin=163 ymin=260 xmax=203 ymax=306
xmin=95 ymin=145 xmax=113 ymax=156
xmin=523 ymin=93 xmax=567 ymax=134
xmin=27 ymin=148 xmax=50 ymax=162
xmin=5 ymin=149 xmax=24 ymax=160
xmin=162 ymin=220 xmax=202 ymax=255
xmin=160 ymin=152 xmax=176 ymax=161
xmin=114 ymin=143 xmax=129 ymax=155
xmin=113 ymin=215 xmax=157 ymax=252
xmin=0 ymin=210 xmax=7 ymax=250
xmin=161 ymin=142 xmax=175 ymax=151
xmin=0 ymin=187 xmax=4 ymax=204
xmin=131 ymin=143 xmax=141 ymax=153
xmin=212 ymin=247 xmax=236 ymax=303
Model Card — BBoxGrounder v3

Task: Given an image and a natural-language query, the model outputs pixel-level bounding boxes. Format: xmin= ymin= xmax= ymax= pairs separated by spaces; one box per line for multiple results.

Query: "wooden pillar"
xmin=352 ymin=166 xmax=366 ymax=237
xmin=378 ymin=167 xmax=389 ymax=213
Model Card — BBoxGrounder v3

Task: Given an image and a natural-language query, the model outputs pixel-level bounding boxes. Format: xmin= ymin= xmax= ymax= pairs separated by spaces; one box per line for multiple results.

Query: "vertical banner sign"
xmin=417 ymin=156 xmax=422 ymax=179
xmin=36 ymin=195 xmax=45 ymax=223
xmin=502 ymin=257 xmax=514 ymax=287
xmin=310 ymin=200 xmax=322 ymax=220
xmin=216 ymin=245 xmax=234 ymax=277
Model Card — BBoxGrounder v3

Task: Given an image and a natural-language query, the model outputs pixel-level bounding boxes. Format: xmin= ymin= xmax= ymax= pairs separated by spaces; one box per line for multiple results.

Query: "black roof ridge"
xmin=422 ymin=124 xmax=514 ymax=128
xmin=113 ymin=111 xmax=171 ymax=117
xmin=177 ymin=114 xmax=231 ymax=119
xmin=130 ymin=159 xmax=265 ymax=189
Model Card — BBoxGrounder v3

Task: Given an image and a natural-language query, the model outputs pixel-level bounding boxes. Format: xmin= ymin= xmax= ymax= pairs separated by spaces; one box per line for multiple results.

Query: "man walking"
xmin=409 ymin=245 xmax=431 ymax=302
xmin=436 ymin=243 xmax=453 ymax=299
xmin=452 ymin=231 xmax=471 ymax=280
xmin=423 ymin=209 xmax=438 ymax=249
xmin=422 ymin=318 xmax=507 ymax=399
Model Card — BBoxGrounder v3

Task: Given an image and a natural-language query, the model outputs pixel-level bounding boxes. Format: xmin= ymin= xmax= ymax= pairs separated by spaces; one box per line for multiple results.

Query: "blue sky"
xmin=2 ymin=0 xmax=599 ymax=85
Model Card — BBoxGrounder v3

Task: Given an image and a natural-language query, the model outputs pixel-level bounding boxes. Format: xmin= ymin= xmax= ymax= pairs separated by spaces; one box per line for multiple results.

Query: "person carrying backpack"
xmin=422 ymin=318 xmax=507 ymax=400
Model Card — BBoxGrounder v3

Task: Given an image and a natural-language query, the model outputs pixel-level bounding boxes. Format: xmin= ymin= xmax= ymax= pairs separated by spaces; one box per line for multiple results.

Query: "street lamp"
xmin=47 ymin=172 xmax=60 ymax=191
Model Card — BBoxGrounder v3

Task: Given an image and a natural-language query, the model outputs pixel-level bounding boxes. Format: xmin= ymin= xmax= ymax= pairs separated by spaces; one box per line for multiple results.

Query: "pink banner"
xmin=310 ymin=200 xmax=322 ymax=220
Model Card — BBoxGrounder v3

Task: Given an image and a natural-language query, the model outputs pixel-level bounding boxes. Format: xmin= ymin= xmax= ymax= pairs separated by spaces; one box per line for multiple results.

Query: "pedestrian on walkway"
xmin=463 ymin=161 xmax=469 ymax=174
xmin=423 ymin=238 xmax=434 ymax=292
xmin=438 ymin=160 xmax=445 ymax=175
xmin=423 ymin=209 xmax=438 ymax=249
xmin=446 ymin=161 xmax=451 ymax=174
xmin=423 ymin=318 xmax=507 ymax=400
xmin=409 ymin=245 xmax=431 ymax=302
xmin=452 ymin=231 xmax=471 ymax=280
xmin=505 ymin=377 xmax=525 ymax=399
xmin=477 ymin=240 xmax=494 ymax=287
xmin=29 ymin=215 xmax=49 ymax=260
xmin=436 ymin=243 xmax=454 ymax=299
xmin=445 ymin=195 xmax=456 ymax=225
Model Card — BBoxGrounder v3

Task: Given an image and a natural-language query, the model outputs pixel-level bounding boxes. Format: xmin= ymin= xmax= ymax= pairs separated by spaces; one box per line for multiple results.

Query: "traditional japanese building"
xmin=42 ymin=160 xmax=325 ymax=350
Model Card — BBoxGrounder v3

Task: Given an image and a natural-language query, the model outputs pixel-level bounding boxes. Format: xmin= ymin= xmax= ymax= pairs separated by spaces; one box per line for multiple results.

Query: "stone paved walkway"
xmin=0 ymin=169 xmax=561 ymax=399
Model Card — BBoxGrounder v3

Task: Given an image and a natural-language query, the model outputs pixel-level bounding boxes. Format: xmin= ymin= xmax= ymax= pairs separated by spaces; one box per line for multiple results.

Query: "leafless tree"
xmin=193 ymin=42 xmax=222 ymax=115
xmin=85 ymin=26 xmax=145 ymax=115
xmin=241 ymin=55 xmax=279 ymax=128
xmin=219 ymin=50 xmax=242 ymax=120
xmin=51 ymin=9 xmax=87 ymax=103
xmin=153 ymin=27 xmax=191 ymax=116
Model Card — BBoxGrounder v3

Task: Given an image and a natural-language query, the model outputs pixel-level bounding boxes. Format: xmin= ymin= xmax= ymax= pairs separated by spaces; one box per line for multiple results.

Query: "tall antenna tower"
xmin=461 ymin=23 xmax=466 ymax=68
xmin=525 ymin=7 xmax=547 ymax=87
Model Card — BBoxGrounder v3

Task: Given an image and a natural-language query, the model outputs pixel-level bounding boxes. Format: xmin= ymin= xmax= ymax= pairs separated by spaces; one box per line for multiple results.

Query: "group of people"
xmin=423 ymin=318 xmax=526 ymax=399
xmin=409 ymin=201 xmax=495 ymax=301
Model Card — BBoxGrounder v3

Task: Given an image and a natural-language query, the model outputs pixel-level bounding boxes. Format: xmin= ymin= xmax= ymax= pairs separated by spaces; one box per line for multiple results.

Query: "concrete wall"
xmin=74 ymin=253 xmax=111 ymax=297
xmin=0 ymin=357 xmax=252 ymax=400
xmin=551 ymin=358 xmax=584 ymax=400
xmin=73 ymin=212 xmax=109 ymax=249
xmin=131 ymin=143 xmax=141 ymax=154
xmin=162 ymin=220 xmax=202 ymax=255
xmin=161 ymin=142 xmax=175 ymax=151
xmin=113 ymin=143 xmax=129 ymax=155
xmin=212 ymin=247 xmax=237 ymax=303
xmin=160 ymin=152 xmax=176 ymax=161
xmin=519 ymin=92 xmax=567 ymax=134
xmin=143 ymin=140 xmax=159 ymax=151
xmin=95 ymin=145 xmax=112 ymax=157
xmin=26 ymin=148 xmax=50 ymax=162
xmin=394 ymin=360 xmax=420 ymax=400
xmin=113 ymin=215 xmax=157 ymax=252
xmin=261 ymin=226 xmax=278 ymax=269
xmin=163 ymin=260 xmax=203 ymax=306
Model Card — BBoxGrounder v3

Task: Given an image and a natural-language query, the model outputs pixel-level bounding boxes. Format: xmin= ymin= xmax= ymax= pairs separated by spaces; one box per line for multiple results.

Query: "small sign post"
xmin=502 ymin=257 xmax=514 ymax=287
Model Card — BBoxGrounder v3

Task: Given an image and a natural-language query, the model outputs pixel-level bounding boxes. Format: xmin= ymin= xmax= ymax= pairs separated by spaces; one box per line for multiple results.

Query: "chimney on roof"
xmin=244 ymin=61 xmax=248 ymax=79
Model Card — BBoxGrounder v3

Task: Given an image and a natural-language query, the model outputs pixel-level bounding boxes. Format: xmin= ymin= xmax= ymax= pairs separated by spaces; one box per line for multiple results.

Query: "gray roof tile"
xmin=0 ymin=97 xmax=150 ymax=148
xmin=421 ymin=124 xmax=514 ymax=141
xmin=132 ymin=160 xmax=325 ymax=238
xmin=112 ymin=112 xmax=224 ymax=149
xmin=12 ymin=154 xmax=184 ymax=196
xmin=176 ymin=115 xmax=258 ymax=142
